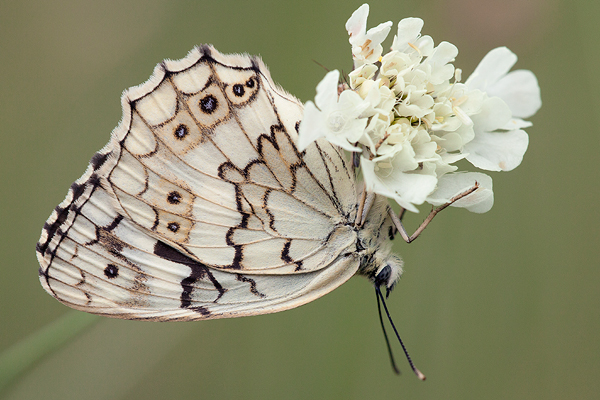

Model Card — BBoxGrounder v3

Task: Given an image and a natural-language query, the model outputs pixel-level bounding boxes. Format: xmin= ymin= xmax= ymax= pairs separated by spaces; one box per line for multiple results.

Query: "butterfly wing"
xmin=37 ymin=46 xmax=360 ymax=320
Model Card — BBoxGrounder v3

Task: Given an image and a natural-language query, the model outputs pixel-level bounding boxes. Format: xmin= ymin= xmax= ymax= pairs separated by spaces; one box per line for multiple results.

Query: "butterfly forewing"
xmin=37 ymin=45 xmax=361 ymax=320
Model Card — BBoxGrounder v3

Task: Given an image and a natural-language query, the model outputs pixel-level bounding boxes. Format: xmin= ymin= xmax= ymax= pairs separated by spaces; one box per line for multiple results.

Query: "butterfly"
xmin=37 ymin=45 xmax=476 ymax=378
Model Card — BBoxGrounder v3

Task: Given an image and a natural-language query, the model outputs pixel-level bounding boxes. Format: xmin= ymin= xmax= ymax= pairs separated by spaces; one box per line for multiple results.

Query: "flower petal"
xmin=391 ymin=17 xmax=424 ymax=51
xmin=424 ymin=42 xmax=458 ymax=85
xmin=314 ymin=70 xmax=340 ymax=110
xmin=471 ymin=96 xmax=512 ymax=133
xmin=346 ymin=4 xmax=369 ymax=39
xmin=427 ymin=172 xmax=494 ymax=213
xmin=486 ymin=70 xmax=541 ymax=119
xmin=464 ymin=129 xmax=529 ymax=171
xmin=465 ymin=47 xmax=517 ymax=91
xmin=338 ymin=89 xmax=371 ymax=116
xmin=326 ymin=117 xmax=367 ymax=149
xmin=346 ymin=4 xmax=391 ymax=65
xmin=349 ymin=63 xmax=378 ymax=89
xmin=362 ymin=157 xmax=437 ymax=212
xmin=503 ymin=118 xmax=532 ymax=130
xmin=297 ymin=101 xmax=325 ymax=151
xmin=414 ymin=35 xmax=434 ymax=56
xmin=366 ymin=21 xmax=393 ymax=45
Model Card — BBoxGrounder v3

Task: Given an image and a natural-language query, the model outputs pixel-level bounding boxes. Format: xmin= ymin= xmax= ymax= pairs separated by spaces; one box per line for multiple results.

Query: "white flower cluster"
xmin=298 ymin=4 xmax=541 ymax=213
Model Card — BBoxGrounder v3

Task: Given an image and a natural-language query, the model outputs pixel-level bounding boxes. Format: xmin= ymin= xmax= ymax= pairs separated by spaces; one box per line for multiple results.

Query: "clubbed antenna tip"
xmin=415 ymin=368 xmax=426 ymax=381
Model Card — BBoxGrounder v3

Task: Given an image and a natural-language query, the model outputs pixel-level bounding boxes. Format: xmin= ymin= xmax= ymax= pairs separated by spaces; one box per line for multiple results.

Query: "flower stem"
xmin=0 ymin=311 xmax=99 ymax=394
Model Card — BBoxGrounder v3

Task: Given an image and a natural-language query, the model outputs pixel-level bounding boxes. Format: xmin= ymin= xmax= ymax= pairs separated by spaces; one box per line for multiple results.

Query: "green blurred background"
xmin=1 ymin=0 xmax=598 ymax=398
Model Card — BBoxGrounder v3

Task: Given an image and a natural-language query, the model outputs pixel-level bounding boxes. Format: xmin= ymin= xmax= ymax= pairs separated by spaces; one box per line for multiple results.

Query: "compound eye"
xmin=374 ymin=265 xmax=392 ymax=287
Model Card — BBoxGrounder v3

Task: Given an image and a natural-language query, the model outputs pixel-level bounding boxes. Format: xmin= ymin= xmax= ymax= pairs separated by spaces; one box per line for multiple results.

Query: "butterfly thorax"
xmin=355 ymin=194 xmax=403 ymax=292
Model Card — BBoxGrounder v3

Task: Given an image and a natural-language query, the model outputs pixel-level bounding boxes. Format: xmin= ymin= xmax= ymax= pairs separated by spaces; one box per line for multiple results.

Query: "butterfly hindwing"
xmin=37 ymin=45 xmax=361 ymax=320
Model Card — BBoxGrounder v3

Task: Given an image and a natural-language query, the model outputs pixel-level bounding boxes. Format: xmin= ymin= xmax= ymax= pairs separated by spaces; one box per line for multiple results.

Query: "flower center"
xmin=328 ymin=111 xmax=348 ymax=133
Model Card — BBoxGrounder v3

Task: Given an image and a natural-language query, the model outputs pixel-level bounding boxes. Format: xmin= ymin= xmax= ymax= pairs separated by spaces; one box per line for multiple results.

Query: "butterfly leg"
xmin=388 ymin=183 xmax=480 ymax=243
xmin=360 ymin=192 xmax=376 ymax=226
xmin=355 ymin=187 xmax=367 ymax=228
xmin=355 ymin=188 xmax=376 ymax=228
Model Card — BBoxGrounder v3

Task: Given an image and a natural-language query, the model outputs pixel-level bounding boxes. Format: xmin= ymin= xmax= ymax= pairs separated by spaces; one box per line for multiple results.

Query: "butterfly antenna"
xmin=376 ymin=288 xmax=401 ymax=375
xmin=375 ymin=286 xmax=426 ymax=380
xmin=311 ymin=59 xmax=330 ymax=72
xmin=341 ymin=70 xmax=350 ymax=87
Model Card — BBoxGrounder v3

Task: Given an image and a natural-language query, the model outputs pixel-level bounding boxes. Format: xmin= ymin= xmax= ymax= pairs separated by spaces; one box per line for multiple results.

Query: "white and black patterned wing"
xmin=37 ymin=46 xmax=360 ymax=320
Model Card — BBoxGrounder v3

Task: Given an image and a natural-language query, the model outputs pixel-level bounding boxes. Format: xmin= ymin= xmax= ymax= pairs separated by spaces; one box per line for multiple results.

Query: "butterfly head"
xmin=377 ymin=254 xmax=402 ymax=292
xmin=371 ymin=251 xmax=403 ymax=296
